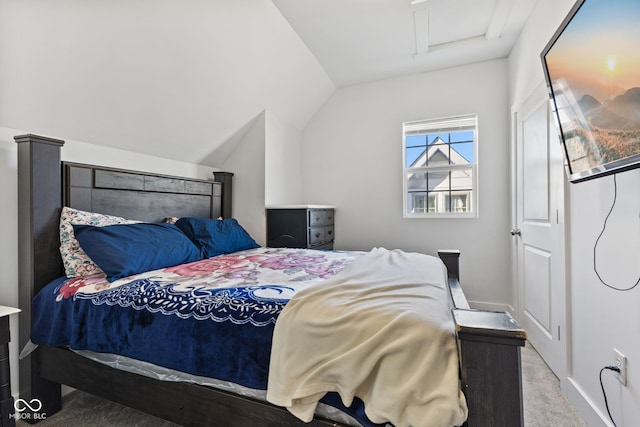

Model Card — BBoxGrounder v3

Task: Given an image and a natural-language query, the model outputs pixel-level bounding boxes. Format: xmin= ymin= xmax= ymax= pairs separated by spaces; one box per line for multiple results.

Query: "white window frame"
xmin=402 ymin=114 xmax=478 ymax=218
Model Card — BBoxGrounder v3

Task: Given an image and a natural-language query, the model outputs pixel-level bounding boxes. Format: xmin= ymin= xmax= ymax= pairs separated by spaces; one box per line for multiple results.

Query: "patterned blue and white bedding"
xmin=32 ymin=247 xmax=363 ymax=391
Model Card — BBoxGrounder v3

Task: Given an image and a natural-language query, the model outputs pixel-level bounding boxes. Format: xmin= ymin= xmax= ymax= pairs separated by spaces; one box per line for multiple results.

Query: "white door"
xmin=513 ymin=82 xmax=567 ymax=379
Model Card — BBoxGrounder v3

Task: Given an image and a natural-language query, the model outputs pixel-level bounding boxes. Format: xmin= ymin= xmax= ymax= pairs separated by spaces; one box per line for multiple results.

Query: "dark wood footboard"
xmin=455 ymin=310 xmax=526 ymax=427
xmin=16 ymin=134 xmax=526 ymax=427
xmin=438 ymin=250 xmax=527 ymax=427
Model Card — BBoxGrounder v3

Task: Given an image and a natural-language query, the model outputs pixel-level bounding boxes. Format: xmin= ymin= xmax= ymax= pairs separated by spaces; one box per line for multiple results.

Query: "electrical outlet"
xmin=614 ymin=348 xmax=627 ymax=386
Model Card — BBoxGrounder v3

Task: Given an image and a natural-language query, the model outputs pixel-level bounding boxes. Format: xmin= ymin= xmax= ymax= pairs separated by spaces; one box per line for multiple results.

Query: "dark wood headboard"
xmin=15 ymin=133 xmax=233 ymax=409
xmin=63 ymin=162 xmax=223 ymax=222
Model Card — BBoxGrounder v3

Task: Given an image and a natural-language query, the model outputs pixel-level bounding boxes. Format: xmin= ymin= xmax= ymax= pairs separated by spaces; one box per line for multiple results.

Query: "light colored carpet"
xmin=17 ymin=342 xmax=586 ymax=426
xmin=522 ymin=342 xmax=587 ymax=427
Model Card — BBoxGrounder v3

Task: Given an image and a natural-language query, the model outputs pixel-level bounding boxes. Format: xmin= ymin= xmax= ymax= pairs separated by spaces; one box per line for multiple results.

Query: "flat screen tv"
xmin=541 ymin=0 xmax=640 ymax=183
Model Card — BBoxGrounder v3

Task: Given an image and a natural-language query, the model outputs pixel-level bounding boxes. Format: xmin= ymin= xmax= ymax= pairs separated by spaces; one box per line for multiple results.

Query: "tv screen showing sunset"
xmin=544 ymin=0 xmax=640 ymax=176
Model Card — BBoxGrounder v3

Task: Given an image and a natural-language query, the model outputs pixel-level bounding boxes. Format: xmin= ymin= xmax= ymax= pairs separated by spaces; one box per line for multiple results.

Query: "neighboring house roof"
xmin=410 ymin=137 xmax=471 ymax=168
xmin=407 ymin=137 xmax=472 ymax=192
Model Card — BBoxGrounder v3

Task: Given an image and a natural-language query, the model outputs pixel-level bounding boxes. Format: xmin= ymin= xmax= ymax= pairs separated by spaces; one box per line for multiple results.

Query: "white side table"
xmin=0 ymin=306 xmax=20 ymax=427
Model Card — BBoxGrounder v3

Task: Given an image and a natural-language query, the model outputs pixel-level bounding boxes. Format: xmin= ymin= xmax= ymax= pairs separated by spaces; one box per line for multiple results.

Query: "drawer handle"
xmin=315 ymin=233 xmax=321 ymax=238
xmin=327 ymin=230 xmax=333 ymax=236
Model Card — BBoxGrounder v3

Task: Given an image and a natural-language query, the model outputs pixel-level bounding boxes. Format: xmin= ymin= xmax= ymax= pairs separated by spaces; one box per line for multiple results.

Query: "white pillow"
xmin=59 ymin=206 xmax=140 ymax=277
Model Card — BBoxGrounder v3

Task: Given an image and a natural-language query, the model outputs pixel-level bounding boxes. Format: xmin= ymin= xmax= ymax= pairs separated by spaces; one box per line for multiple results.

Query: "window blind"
xmin=404 ymin=114 xmax=477 ymax=135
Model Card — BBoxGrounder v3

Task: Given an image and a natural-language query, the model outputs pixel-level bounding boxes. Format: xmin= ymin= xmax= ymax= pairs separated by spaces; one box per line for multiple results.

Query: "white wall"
xmin=220 ymin=113 xmax=267 ymax=246
xmin=0 ymin=0 xmax=334 ymax=167
xmin=218 ymin=110 xmax=304 ymax=246
xmin=568 ymin=170 xmax=640 ymax=427
xmin=301 ymin=59 xmax=512 ymax=308
xmin=264 ymin=111 xmax=303 ymax=208
xmin=509 ymin=1 xmax=640 ymax=425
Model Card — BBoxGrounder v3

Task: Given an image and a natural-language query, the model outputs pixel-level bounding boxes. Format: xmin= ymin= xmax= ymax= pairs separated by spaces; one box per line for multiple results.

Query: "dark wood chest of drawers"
xmin=266 ymin=206 xmax=335 ymax=250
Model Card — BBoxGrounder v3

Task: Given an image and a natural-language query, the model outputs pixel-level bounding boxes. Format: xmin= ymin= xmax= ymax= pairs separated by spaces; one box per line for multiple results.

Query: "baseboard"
xmin=566 ymin=377 xmax=610 ymax=427
xmin=467 ymin=300 xmax=516 ymax=317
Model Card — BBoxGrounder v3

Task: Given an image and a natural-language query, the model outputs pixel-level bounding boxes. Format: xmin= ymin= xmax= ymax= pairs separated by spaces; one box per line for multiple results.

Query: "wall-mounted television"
xmin=541 ymin=0 xmax=640 ymax=183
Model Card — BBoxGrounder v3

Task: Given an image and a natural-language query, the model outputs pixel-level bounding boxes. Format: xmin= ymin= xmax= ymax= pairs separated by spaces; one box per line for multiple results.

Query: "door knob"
xmin=510 ymin=229 xmax=521 ymax=236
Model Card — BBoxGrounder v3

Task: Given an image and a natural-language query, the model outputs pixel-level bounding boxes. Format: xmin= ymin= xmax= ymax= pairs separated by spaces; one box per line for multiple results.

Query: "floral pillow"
xmin=59 ymin=206 xmax=140 ymax=278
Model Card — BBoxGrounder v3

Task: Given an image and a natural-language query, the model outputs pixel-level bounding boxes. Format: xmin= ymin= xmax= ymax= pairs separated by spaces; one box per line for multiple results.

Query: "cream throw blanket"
xmin=266 ymin=248 xmax=468 ymax=427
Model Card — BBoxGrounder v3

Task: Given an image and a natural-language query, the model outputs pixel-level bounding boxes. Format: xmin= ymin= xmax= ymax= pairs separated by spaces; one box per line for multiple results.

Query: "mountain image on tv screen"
xmin=543 ymin=0 xmax=640 ymax=177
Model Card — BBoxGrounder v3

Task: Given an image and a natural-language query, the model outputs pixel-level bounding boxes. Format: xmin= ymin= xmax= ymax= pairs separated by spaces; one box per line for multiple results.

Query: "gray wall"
xmin=301 ymin=59 xmax=513 ymax=309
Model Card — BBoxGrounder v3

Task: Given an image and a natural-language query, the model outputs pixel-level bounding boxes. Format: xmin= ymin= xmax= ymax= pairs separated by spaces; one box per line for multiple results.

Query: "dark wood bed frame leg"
xmin=15 ymin=135 xmax=66 ymax=423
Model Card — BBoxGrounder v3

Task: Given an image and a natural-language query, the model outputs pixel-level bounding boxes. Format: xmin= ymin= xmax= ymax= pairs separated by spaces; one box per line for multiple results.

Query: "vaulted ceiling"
xmin=0 ymin=0 xmax=539 ymax=166
xmin=274 ymin=0 xmax=540 ymax=86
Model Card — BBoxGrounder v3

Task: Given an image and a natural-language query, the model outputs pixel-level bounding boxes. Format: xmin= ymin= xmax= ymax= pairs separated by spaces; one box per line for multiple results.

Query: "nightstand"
xmin=0 ymin=306 xmax=19 ymax=427
xmin=266 ymin=205 xmax=335 ymax=250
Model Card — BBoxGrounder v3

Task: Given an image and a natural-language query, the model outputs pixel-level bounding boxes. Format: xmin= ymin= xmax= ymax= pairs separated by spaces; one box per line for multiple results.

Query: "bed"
xmin=15 ymin=134 xmax=527 ymax=427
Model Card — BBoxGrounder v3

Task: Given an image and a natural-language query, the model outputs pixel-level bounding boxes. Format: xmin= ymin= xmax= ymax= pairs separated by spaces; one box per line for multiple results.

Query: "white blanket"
xmin=266 ymin=248 xmax=468 ymax=427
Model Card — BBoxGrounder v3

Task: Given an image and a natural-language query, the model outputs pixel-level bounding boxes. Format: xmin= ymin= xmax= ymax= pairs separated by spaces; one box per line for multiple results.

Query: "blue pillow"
xmin=175 ymin=217 xmax=259 ymax=258
xmin=73 ymin=222 xmax=203 ymax=282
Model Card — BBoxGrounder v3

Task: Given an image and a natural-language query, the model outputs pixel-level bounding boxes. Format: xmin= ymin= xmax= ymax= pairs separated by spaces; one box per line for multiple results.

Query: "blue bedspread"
xmin=31 ymin=248 xmax=383 ymax=426
xmin=33 ymin=277 xmax=283 ymax=388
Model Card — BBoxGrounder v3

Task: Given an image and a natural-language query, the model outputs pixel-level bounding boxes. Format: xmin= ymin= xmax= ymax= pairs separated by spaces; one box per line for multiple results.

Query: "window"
xmin=403 ymin=114 xmax=478 ymax=218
